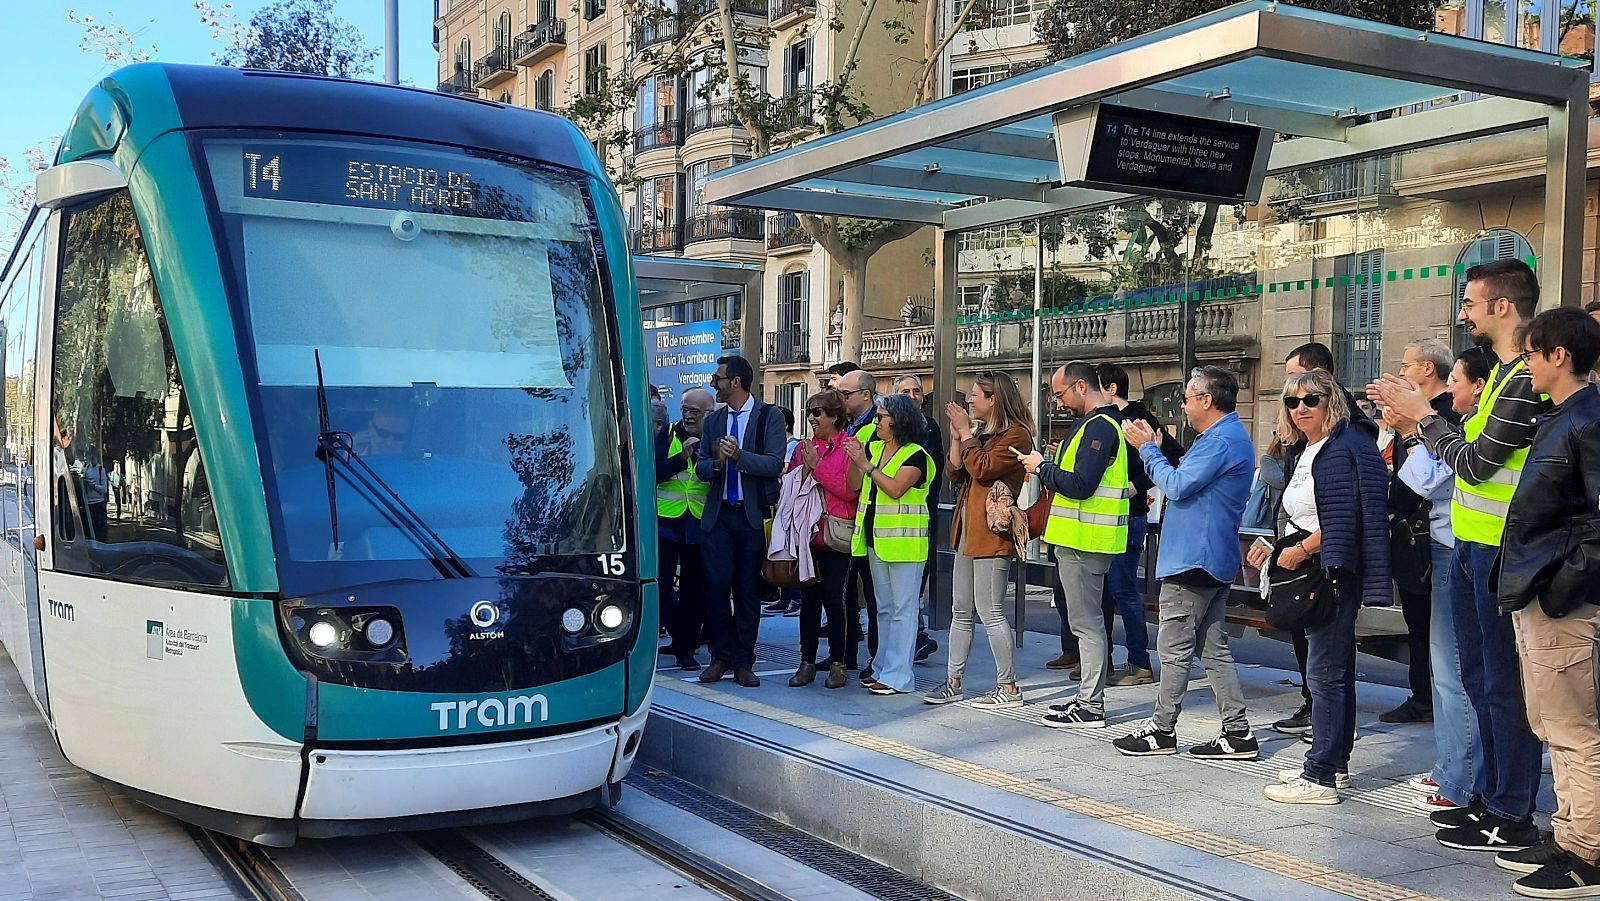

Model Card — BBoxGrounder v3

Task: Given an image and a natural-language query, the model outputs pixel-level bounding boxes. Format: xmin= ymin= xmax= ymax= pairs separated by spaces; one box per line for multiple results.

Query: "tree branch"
xmin=916 ymin=0 xmax=983 ymax=105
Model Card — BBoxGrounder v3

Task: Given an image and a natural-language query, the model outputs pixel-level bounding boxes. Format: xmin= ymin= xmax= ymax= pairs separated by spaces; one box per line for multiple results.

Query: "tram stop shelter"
xmin=634 ymin=254 xmax=763 ymax=402
xmin=701 ymin=0 xmax=1592 ymax=633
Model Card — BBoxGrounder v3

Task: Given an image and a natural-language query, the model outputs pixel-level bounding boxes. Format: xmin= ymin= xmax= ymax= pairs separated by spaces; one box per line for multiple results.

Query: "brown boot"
xmin=825 ymin=662 xmax=848 ymax=689
xmin=698 ymin=662 xmax=728 ymax=683
xmin=789 ymin=662 xmax=817 ymax=687
xmin=1046 ymin=653 xmax=1080 ymax=671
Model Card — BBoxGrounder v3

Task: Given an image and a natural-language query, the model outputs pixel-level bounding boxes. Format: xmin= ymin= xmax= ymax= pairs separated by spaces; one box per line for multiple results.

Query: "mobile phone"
xmin=1251 ymin=536 xmax=1273 ymax=555
xmin=1007 ymin=446 xmax=1025 ymax=457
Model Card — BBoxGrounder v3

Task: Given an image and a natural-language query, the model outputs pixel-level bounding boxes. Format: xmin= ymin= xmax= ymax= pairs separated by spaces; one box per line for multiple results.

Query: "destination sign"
xmin=1055 ymin=104 xmax=1269 ymax=204
xmin=236 ymin=143 xmax=538 ymax=221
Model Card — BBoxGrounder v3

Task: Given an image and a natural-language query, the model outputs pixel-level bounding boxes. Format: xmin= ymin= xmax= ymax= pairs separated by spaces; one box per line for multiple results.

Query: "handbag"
xmin=760 ymin=557 xmax=817 ymax=588
xmin=1025 ymin=483 xmax=1052 ymax=540
xmin=1388 ymin=502 xmax=1433 ymax=596
xmin=822 ymin=515 xmax=856 ymax=554
xmin=1264 ymin=528 xmax=1338 ymax=631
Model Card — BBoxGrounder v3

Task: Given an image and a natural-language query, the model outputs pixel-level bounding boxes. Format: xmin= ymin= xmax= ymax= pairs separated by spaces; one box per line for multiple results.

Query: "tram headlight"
xmin=307 ymin=620 xmax=340 ymax=649
xmin=364 ymin=616 xmax=396 ymax=648
xmin=597 ymin=604 xmax=626 ymax=631
xmin=561 ymin=607 xmax=587 ymax=634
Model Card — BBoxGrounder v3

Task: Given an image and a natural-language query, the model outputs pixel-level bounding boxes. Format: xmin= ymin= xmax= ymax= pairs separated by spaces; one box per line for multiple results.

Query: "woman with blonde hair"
xmin=925 ymin=371 xmax=1035 ymax=708
xmin=1247 ymin=368 xmax=1389 ymax=805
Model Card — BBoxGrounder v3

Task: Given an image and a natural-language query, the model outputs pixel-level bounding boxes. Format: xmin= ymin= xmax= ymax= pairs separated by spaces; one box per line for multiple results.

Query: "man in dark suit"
xmin=695 ymin=355 xmax=786 ymax=687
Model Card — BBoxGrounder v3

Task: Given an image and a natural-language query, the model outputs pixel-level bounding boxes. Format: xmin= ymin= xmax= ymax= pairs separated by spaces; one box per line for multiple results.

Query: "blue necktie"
xmin=725 ymin=411 xmax=741 ymax=504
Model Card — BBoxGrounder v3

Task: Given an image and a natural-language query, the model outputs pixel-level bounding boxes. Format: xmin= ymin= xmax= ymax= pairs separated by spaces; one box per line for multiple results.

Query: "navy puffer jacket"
xmin=1308 ymin=420 xmax=1393 ymax=607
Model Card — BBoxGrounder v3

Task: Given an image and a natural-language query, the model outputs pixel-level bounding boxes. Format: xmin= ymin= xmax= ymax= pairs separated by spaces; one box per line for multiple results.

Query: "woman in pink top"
xmin=789 ymin=390 xmax=858 ymax=690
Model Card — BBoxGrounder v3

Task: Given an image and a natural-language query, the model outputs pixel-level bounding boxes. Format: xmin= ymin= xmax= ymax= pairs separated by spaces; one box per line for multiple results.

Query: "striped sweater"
xmin=1420 ymin=358 xmax=1544 ymax=489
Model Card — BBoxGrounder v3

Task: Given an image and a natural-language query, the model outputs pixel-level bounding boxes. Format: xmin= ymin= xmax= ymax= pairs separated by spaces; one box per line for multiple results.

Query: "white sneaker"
xmin=1405 ymin=774 xmax=1439 ymax=794
xmin=1277 ymin=768 xmax=1350 ymax=790
xmin=1264 ymin=777 xmax=1341 ymax=805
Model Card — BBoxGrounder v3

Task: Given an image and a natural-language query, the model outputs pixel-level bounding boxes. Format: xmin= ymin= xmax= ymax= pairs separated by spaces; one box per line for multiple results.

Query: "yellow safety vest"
xmin=853 ymin=420 xmax=877 ymax=446
xmin=656 ymin=428 xmax=708 ymax=520
xmin=1043 ymin=412 xmax=1131 ymax=554
xmin=851 ymin=442 xmax=934 ymax=562
xmin=1451 ymin=359 xmax=1530 ymax=547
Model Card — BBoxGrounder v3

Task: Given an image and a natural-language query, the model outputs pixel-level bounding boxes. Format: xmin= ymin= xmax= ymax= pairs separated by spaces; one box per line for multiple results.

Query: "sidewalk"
xmin=652 ymin=613 xmax=1555 ymax=901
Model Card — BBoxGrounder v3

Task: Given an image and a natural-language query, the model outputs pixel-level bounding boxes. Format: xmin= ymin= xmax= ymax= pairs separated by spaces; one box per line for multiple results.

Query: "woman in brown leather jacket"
xmin=924 ymin=371 xmax=1035 ymax=708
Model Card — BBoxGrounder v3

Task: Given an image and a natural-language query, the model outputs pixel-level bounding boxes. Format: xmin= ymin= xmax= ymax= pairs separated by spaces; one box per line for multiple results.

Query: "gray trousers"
xmin=949 ymin=553 xmax=1016 ymax=685
xmin=1152 ymin=580 xmax=1250 ymax=734
xmin=1054 ymin=546 xmax=1115 ymax=715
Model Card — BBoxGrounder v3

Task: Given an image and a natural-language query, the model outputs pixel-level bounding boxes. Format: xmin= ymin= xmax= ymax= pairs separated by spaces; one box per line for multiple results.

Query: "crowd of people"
xmin=652 ymin=258 xmax=1600 ymax=897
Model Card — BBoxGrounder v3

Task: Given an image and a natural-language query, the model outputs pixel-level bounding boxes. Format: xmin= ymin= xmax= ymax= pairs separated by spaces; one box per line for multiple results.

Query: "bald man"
xmin=658 ymin=387 xmax=716 ymax=671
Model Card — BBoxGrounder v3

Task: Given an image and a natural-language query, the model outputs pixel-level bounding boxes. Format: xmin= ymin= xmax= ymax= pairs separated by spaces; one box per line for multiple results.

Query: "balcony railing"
xmin=820 ymin=296 xmax=1257 ymax=366
xmin=769 ymin=0 xmax=816 ymax=21
xmin=437 ymin=71 xmax=474 ymax=95
xmin=766 ymin=329 xmax=810 ymax=365
xmin=766 ymin=212 xmax=812 ymax=251
xmin=773 ymin=96 xmax=816 ymax=132
xmin=633 ymin=119 xmax=683 ymax=153
xmin=689 ymin=0 xmax=766 ymax=15
xmin=635 ymin=18 xmax=681 ymax=48
xmin=686 ymin=101 xmax=739 ymax=135
xmin=687 ymin=210 xmax=763 ymax=243
xmin=513 ymin=19 xmax=567 ymax=65
xmin=473 ymin=46 xmax=516 ymax=88
xmin=632 ymin=226 xmax=682 ymax=253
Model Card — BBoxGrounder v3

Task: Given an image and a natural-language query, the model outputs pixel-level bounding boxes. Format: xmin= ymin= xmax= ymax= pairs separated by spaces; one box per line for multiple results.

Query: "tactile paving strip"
xmin=660 ymin=676 xmax=1449 ymax=901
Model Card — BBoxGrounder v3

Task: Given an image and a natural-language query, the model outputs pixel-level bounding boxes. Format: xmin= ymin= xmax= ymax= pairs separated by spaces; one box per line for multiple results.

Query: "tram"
xmin=0 ymin=64 xmax=656 ymax=845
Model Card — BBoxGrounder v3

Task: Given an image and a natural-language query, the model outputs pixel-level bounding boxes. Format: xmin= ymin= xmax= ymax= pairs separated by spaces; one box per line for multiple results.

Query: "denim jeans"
xmin=867 ymin=550 xmax=924 ymax=693
xmin=1428 ymin=538 xmax=1482 ymax=806
xmin=701 ymin=506 xmax=765 ymax=671
xmin=1102 ymin=515 xmax=1151 ymax=670
xmin=1451 ymin=539 xmax=1542 ymax=823
xmin=1303 ymin=582 xmax=1360 ymax=788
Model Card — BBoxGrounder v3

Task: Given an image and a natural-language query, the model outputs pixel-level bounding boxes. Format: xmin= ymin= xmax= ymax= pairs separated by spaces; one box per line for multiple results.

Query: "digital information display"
xmin=238 ymin=143 xmax=538 ymax=221
xmin=1056 ymin=104 xmax=1268 ymax=204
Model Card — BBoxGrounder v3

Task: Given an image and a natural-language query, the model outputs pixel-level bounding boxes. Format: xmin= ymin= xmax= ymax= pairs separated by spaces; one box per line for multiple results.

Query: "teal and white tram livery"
xmin=0 ymin=63 xmax=657 ymax=845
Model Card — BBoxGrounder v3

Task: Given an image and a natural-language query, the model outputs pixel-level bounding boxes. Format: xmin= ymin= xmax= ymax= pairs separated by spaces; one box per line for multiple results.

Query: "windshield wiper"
xmin=312 ymin=350 xmax=472 ymax=579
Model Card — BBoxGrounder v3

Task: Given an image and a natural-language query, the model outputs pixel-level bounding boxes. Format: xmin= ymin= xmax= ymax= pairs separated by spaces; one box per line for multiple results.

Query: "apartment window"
xmin=535 ymin=0 xmax=557 ymax=21
xmin=778 ymin=270 xmax=809 ymax=332
xmin=585 ymin=0 xmax=607 ymax=20
xmin=1334 ymin=250 xmax=1384 ymax=389
xmin=534 ymin=69 xmax=555 ymax=110
xmin=963 ymin=0 xmax=1050 ymax=31
xmin=635 ymin=74 xmax=682 ymax=150
xmin=951 ymin=64 xmax=1009 ymax=94
xmin=584 ymin=43 xmax=608 ymax=96
xmin=635 ymin=174 xmax=682 ymax=251
xmin=784 ymin=39 xmax=812 ymax=97
xmin=494 ymin=10 xmax=512 ymax=48
xmin=453 ymin=37 xmax=472 ymax=74
xmin=1435 ymin=0 xmax=1594 ymax=59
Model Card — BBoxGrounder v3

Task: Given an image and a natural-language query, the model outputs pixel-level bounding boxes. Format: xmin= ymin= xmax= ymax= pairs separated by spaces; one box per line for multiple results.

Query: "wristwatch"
xmin=1418 ymin=413 xmax=1441 ymax=431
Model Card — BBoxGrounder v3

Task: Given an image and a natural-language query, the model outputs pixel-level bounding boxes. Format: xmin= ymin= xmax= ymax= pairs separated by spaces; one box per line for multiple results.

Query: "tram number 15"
xmin=244 ymin=152 xmax=283 ymax=192
xmin=597 ymin=554 xmax=625 ymax=577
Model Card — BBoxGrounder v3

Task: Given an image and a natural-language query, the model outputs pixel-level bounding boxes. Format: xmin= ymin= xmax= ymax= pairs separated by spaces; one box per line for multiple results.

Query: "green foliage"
xmin=219 ymin=0 xmax=379 ymax=77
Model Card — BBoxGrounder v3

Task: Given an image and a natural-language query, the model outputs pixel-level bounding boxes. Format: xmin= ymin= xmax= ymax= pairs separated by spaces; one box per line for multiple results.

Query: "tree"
xmin=1033 ymin=0 xmax=1440 ymax=290
xmin=566 ymin=0 xmax=983 ymax=363
xmin=214 ymin=0 xmax=379 ymax=77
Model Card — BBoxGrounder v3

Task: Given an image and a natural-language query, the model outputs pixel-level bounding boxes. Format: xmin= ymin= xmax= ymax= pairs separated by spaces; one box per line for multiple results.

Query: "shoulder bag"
xmin=1264 ymin=527 xmax=1338 ymax=631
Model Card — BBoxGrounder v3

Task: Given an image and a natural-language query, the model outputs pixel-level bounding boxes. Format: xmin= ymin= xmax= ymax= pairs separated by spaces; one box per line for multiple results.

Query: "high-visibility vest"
xmin=853 ymin=420 xmax=877 ymax=446
xmin=1043 ymin=413 xmax=1131 ymax=554
xmin=851 ymin=442 xmax=934 ymax=562
xmin=1451 ymin=359 xmax=1530 ymax=547
xmin=656 ymin=428 xmax=708 ymax=520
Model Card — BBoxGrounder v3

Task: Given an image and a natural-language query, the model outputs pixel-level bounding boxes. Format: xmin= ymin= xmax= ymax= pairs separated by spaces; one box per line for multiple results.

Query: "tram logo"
xmin=468 ymin=600 xmax=505 ymax=640
xmin=431 ymin=694 xmax=549 ymax=731
xmin=145 ymin=621 xmax=164 ymax=660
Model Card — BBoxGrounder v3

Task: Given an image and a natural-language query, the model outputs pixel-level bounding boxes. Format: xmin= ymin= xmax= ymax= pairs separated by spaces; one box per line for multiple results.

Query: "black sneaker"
xmin=1113 ymin=723 xmax=1178 ymax=756
xmin=1499 ymin=834 xmax=1562 ymax=875
xmin=760 ymin=600 xmax=787 ymax=617
xmin=1436 ymin=813 xmax=1540 ymax=852
xmin=1379 ymin=697 xmax=1433 ymax=724
xmin=782 ymin=600 xmax=802 ymax=617
xmin=1272 ymin=703 xmax=1312 ymax=735
xmin=1042 ymin=703 xmax=1105 ymax=729
xmin=1515 ymin=850 xmax=1600 ymax=898
xmin=1431 ymin=798 xmax=1487 ymax=828
xmin=1189 ymin=729 xmax=1259 ymax=760
xmin=914 ymin=632 xmax=938 ymax=663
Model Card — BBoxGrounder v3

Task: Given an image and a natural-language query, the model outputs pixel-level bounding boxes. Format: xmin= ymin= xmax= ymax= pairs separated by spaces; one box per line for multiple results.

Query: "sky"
xmin=2 ymin=1 xmax=439 ymax=205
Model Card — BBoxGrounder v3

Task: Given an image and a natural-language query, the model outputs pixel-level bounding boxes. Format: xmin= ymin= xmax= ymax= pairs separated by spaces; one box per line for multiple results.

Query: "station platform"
xmin=644 ymin=615 xmax=1557 ymax=901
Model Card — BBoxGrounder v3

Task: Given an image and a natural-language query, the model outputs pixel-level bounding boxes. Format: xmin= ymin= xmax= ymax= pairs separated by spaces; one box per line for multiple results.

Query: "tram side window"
xmin=50 ymin=191 xmax=228 ymax=588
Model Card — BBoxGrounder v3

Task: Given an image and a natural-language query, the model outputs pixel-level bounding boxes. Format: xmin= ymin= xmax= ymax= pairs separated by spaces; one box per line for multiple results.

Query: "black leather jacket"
xmin=1499 ymin=387 xmax=1600 ymax=617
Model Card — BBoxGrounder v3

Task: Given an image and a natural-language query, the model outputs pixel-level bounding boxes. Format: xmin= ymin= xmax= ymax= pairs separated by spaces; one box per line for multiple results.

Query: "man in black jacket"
xmin=1494 ymin=308 xmax=1600 ymax=895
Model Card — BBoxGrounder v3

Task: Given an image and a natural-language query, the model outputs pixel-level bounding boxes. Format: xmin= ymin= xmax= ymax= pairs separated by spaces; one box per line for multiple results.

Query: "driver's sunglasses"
xmin=1282 ymin=394 xmax=1324 ymax=410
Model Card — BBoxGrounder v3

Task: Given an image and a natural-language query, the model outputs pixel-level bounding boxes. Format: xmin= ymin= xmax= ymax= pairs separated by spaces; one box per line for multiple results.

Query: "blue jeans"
xmin=1303 ymin=582 xmax=1359 ymax=788
xmin=1451 ymin=539 xmax=1542 ymax=822
xmin=701 ymin=506 xmax=765 ymax=671
xmin=1102 ymin=515 xmax=1151 ymax=670
xmin=1428 ymin=539 xmax=1482 ymax=805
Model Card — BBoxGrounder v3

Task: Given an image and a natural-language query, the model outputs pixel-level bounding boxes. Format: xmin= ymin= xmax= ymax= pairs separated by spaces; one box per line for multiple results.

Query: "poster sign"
xmin=1054 ymin=103 xmax=1271 ymax=204
xmin=647 ymin=320 xmax=724 ymax=421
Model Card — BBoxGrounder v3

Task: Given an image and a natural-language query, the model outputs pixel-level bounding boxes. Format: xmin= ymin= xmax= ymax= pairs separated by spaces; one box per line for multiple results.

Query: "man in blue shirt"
xmin=1112 ymin=366 xmax=1259 ymax=760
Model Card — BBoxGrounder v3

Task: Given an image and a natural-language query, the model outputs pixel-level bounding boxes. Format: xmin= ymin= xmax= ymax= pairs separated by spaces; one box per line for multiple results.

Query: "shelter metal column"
xmin=1544 ymin=89 xmax=1587 ymax=309
xmin=931 ymin=228 xmax=958 ymax=631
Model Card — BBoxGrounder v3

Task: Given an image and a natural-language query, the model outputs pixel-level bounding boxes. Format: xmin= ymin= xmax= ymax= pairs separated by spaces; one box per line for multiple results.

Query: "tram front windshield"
xmin=202 ymin=135 xmax=624 ymax=592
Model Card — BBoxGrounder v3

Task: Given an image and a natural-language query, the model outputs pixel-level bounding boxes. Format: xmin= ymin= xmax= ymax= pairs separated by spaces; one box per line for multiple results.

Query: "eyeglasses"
xmin=1460 ymin=295 xmax=1507 ymax=313
xmin=1183 ymin=391 xmax=1210 ymax=402
xmin=709 ymin=373 xmax=729 ymax=384
xmin=1282 ymin=394 xmax=1324 ymax=410
xmin=875 ymin=410 xmax=892 ymax=420
xmin=806 ymin=408 xmax=825 ymax=417
xmin=839 ymin=388 xmax=871 ymax=398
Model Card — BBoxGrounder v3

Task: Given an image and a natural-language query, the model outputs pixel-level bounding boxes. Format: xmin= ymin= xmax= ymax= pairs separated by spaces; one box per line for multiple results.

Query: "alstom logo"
xmin=431 ymin=695 xmax=549 ymax=731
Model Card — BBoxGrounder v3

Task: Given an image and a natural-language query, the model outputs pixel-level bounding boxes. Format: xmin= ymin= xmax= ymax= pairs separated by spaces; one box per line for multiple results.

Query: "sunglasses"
xmin=806 ymin=408 xmax=825 ymax=417
xmin=1282 ymin=394 xmax=1324 ymax=410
